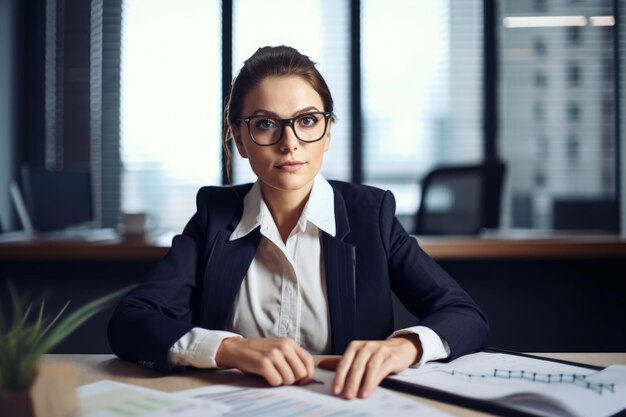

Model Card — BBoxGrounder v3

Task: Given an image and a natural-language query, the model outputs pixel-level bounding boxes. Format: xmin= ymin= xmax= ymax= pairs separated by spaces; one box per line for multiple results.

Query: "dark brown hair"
xmin=222 ymin=45 xmax=335 ymax=181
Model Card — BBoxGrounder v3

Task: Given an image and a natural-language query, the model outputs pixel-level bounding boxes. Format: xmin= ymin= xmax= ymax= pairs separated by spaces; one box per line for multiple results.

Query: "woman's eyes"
xmin=254 ymin=119 xmax=277 ymax=129
xmin=252 ymin=114 xmax=319 ymax=129
xmin=298 ymin=114 xmax=319 ymax=127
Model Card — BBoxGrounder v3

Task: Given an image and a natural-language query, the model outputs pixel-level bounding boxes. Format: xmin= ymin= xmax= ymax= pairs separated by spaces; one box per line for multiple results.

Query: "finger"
xmin=274 ymin=359 xmax=297 ymax=386
xmin=283 ymin=346 xmax=310 ymax=384
xmin=293 ymin=345 xmax=315 ymax=384
xmin=341 ymin=347 xmax=374 ymax=399
xmin=269 ymin=348 xmax=297 ymax=386
xmin=257 ymin=357 xmax=284 ymax=387
xmin=332 ymin=344 xmax=359 ymax=395
xmin=358 ymin=353 xmax=392 ymax=398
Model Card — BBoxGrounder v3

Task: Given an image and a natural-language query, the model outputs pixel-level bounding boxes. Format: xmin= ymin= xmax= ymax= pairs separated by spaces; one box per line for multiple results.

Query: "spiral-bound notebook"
xmin=382 ymin=349 xmax=626 ymax=417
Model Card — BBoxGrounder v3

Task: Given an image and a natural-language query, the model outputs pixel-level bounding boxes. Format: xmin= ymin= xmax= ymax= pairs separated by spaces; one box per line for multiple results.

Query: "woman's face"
xmin=232 ymin=75 xmax=331 ymax=198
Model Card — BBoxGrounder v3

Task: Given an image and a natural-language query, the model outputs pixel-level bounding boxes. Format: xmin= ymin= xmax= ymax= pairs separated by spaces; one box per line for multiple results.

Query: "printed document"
xmin=389 ymin=352 xmax=626 ymax=417
xmin=179 ymin=368 xmax=454 ymax=417
xmin=77 ymin=380 xmax=230 ymax=417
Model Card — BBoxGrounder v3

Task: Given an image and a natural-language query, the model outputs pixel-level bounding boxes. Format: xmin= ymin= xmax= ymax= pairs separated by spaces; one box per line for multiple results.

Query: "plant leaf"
xmin=0 ymin=283 xmax=135 ymax=391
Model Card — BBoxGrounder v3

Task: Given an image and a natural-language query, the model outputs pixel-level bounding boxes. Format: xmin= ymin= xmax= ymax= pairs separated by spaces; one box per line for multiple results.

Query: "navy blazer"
xmin=108 ymin=181 xmax=489 ymax=373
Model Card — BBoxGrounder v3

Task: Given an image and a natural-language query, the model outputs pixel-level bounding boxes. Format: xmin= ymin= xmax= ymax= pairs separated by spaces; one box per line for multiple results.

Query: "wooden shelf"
xmin=416 ymin=235 xmax=626 ymax=260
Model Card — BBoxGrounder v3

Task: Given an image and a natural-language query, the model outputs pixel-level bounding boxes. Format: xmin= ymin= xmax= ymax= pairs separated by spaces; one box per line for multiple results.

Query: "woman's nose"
xmin=279 ymin=124 xmax=299 ymax=152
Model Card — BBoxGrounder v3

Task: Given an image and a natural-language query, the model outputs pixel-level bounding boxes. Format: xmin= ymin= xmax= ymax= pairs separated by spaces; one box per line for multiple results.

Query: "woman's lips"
xmin=275 ymin=161 xmax=305 ymax=172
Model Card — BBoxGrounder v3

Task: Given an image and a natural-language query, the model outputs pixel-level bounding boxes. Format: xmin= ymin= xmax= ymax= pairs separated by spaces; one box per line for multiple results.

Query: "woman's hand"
xmin=318 ymin=334 xmax=422 ymax=399
xmin=215 ymin=337 xmax=315 ymax=386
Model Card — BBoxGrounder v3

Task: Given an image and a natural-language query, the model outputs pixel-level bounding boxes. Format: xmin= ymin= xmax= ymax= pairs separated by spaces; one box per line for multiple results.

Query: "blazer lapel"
xmin=200 ymin=228 xmax=262 ymax=329
xmin=323 ymin=188 xmax=356 ymax=354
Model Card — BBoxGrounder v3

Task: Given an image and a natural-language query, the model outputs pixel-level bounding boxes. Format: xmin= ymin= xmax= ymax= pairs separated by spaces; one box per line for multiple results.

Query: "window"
xmin=120 ymin=0 xmax=221 ymax=232
xmin=534 ymin=168 xmax=547 ymax=188
xmin=566 ymin=102 xmax=581 ymax=122
xmin=117 ymin=0 xmax=482 ymax=230
xmin=534 ymin=0 xmax=547 ymax=13
xmin=566 ymin=62 xmax=581 ymax=87
xmin=536 ymin=135 xmax=549 ymax=158
xmin=362 ymin=0 xmax=483 ymax=214
xmin=534 ymin=101 xmax=546 ymax=122
xmin=534 ymin=70 xmax=547 ymax=88
xmin=566 ymin=26 xmax=582 ymax=45
xmin=533 ymin=37 xmax=547 ymax=56
xmin=499 ymin=0 xmax=618 ymax=230
xmin=34 ymin=0 xmax=622 ymax=234
xmin=566 ymin=134 xmax=579 ymax=163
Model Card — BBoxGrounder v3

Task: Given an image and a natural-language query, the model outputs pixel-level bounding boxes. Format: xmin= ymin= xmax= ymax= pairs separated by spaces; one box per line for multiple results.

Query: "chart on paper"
xmin=437 ymin=367 xmax=615 ymax=395
xmin=389 ymin=352 xmax=626 ymax=417
xmin=193 ymin=387 xmax=369 ymax=417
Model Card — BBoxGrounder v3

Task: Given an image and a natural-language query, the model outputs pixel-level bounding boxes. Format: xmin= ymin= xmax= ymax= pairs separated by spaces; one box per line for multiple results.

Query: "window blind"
xmin=119 ymin=0 xmax=222 ymax=233
xmin=91 ymin=0 xmax=123 ymax=229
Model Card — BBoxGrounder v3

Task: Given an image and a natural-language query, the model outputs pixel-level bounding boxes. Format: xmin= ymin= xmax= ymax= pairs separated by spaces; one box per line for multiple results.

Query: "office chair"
xmin=414 ymin=161 xmax=506 ymax=235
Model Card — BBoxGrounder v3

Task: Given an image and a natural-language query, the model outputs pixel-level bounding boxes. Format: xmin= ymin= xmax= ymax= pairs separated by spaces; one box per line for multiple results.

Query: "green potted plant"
xmin=0 ymin=283 xmax=132 ymax=417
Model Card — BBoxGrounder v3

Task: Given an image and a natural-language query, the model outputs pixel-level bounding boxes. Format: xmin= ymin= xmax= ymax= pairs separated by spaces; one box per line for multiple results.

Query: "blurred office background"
xmin=1 ymin=0 xmax=624 ymax=236
xmin=1 ymin=0 xmax=626 ymax=354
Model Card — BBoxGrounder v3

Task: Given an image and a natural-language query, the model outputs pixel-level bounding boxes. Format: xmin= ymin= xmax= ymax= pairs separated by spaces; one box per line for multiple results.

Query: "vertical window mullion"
xmin=351 ymin=0 xmax=362 ymax=184
xmin=222 ymin=0 xmax=232 ymax=185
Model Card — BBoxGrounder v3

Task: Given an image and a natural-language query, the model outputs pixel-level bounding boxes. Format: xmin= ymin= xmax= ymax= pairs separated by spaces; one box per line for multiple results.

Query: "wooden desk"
xmin=2 ymin=235 xmax=625 ymax=353
xmin=418 ymin=235 xmax=626 ymax=260
xmin=43 ymin=353 xmax=626 ymax=417
xmin=2 ymin=234 xmax=626 ymax=261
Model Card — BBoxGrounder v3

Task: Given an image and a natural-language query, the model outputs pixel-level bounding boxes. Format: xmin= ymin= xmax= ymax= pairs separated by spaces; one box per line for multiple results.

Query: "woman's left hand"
xmin=318 ymin=334 xmax=422 ymax=399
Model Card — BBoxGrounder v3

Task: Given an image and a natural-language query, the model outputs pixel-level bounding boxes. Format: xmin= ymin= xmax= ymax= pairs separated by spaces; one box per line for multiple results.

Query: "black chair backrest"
xmin=414 ymin=161 xmax=506 ymax=235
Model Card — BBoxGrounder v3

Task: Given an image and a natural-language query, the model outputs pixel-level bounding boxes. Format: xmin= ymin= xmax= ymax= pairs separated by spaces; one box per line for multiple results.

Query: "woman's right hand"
xmin=215 ymin=337 xmax=315 ymax=386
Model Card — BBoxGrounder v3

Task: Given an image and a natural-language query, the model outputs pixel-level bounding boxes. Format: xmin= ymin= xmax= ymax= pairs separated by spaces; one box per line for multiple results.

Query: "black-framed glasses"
xmin=236 ymin=111 xmax=333 ymax=146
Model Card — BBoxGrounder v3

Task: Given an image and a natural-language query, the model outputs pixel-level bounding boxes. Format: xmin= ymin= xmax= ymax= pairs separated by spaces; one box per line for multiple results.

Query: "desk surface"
xmin=3 ymin=234 xmax=626 ymax=261
xmin=44 ymin=352 xmax=626 ymax=417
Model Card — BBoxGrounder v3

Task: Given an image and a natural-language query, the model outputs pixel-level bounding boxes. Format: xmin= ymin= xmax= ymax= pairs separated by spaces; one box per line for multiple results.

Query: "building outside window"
xmin=499 ymin=0 xmax=617 ymax=230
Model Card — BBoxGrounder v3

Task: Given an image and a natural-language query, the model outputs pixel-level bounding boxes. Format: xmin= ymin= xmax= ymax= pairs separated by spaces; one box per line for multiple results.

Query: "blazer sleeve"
xmin=107 ymin=208 xmax=207 ymax=373
xmin=381 ymin=190 xmax=489 ymax=360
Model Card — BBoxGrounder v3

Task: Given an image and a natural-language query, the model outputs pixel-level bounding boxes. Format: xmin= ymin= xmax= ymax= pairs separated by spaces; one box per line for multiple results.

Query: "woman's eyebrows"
xmin=249 ymin=106 xmax=323 ymax=117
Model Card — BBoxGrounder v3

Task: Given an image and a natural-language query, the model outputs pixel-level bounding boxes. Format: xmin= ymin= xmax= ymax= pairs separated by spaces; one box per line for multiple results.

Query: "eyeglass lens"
xmin=249 ymin=113 xmax=327 ymax=145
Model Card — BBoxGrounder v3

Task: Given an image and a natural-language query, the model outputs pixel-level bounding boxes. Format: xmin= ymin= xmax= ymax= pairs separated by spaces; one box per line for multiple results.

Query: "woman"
xmin=108 ymin=45 xmax=489 ymax=400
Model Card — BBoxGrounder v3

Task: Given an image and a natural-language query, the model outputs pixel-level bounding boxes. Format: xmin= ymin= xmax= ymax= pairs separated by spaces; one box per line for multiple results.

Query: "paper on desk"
xmin=77 ymin=380 xmax=230 ymax=417
xmin=178 ymin=368 xmax=454 ymax=417
xmin=390 ymin=352 xmax=626 ymax=417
